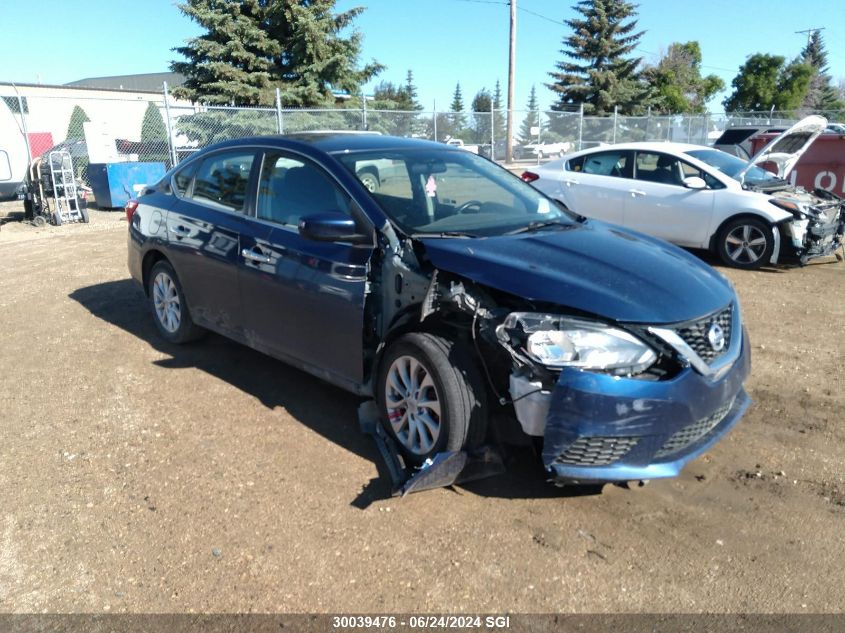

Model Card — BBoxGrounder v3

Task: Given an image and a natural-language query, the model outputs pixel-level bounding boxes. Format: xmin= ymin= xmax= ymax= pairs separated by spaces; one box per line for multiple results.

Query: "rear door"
xmin=165 ymin=149 xmax=259 ymax=338
xmin=560 ymin=149 xmax=632 ymax=225
xmin=238 ymin=150 xmax=374 ymax=384
xmin=622 ymin=151 xmax=715 ymax=246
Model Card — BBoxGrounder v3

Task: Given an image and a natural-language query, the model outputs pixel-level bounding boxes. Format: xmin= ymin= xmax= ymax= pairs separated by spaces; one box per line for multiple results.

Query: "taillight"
xmin=125 ymin=200 xmax=139 ymax=223
xmin=521 ymin=171 xmax=540 ymax=183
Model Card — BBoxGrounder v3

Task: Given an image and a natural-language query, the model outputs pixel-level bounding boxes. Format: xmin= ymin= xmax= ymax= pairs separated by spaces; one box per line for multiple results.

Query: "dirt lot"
xmin=0 ymin=204 xmax=843 ymax=614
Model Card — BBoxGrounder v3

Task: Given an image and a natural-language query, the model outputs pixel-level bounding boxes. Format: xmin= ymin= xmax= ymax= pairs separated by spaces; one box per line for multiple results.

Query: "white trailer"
xmin=0 ymin=98 xmax=29 ymax=201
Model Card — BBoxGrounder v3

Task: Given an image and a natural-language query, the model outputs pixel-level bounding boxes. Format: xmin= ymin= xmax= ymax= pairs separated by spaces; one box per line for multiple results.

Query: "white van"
xmin=0 ymin=98 xmax=29 ymax=201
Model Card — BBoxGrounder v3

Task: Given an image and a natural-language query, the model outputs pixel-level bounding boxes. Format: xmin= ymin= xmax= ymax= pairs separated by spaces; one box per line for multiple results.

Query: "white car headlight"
xmin=498 ymin=312 xmax=657 ymax=375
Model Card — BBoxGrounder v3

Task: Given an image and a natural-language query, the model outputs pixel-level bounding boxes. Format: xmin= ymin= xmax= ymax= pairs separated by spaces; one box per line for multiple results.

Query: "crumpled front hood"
xmin=419 ymin=221 xmax=735 ymax=325
xmin=738 ymin=114 xmax=827 ymax=182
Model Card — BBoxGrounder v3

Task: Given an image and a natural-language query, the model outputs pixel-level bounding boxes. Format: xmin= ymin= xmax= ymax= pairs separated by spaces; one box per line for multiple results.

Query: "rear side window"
xmin=573 ymin=151 xmax=629 ymax=177
xmin=172 ymin=161 xmax=198 ymax=197
xmin=191 ymin=151 xmax=256 ymax=213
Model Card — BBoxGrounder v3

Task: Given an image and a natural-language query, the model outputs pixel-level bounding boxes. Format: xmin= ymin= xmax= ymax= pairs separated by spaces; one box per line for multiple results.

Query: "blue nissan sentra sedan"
xmin=127 ymin=133 xmax=750 ymax=486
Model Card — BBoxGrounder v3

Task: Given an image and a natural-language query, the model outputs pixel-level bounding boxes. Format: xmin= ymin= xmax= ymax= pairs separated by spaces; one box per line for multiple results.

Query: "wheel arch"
xmin=708 ymin=212 xmax=776 ymax=252
xmin=141 ymin=249 xmax=170 ymax=296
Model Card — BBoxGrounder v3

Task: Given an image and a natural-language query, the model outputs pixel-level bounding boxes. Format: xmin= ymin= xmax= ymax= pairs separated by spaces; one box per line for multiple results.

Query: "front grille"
xmin=674 ymin=305 xmax=733 ymax=364
xmin=554 ymin=436 xmax=640 ymax=466
xmin=655 ymin=398 xmax=736 ymax=459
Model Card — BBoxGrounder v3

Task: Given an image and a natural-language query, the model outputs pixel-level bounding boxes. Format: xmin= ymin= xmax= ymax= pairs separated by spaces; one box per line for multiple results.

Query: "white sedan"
xmin=522 ymin=116 xmax=844 ymax=269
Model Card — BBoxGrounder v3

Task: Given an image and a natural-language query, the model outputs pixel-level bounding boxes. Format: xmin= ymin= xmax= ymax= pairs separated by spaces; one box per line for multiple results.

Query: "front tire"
xmin=377 ymin=332 xmax=487 ymax=466
xmin=148 ymin=260 xmax=205 ymax=343
xmin=357 ymin=170 xmax=380 ymax=193
xmin=716 ymin=217 xmax=774 ymax=269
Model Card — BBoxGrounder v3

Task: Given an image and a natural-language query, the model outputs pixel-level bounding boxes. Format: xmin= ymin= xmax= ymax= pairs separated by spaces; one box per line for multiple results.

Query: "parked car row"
xmin=128 ymin=131 xmax=754 ymax=491
xmin=523 ymin=116 xmax=845 ymax=269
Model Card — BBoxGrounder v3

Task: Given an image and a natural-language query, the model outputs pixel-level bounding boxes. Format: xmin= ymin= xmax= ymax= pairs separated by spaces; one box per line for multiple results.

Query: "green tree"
xmin=405 ymin=70 xmax=422 ymax=111
xmin=492 ymin=79 xmax=505 ymax=140
xmin=140 ymin=102 xmax=170 ymax=165
xmin=642 ymin=42 xmax=724 ymax=113
xmin=799 ymin=31 xmax=843 ymax=113
xmin=723 ymin=54 xmax=812 ymax=112
xmin=519 ymin=85 xmax=539 ymax=144
xmin=471 ymin=88 xmax=492 ymax=143
xmin=171 ymin=0 xmax=382 ymax=107
xmin=547 ymin=0 xmax=653 ymax=115
xmin=449 ymin=83 xmax=467 ymax=134
xmin=66 ymin=105 xmax=90 ymax=140
xmin=368 ymin=80 xmax=417 ymax=137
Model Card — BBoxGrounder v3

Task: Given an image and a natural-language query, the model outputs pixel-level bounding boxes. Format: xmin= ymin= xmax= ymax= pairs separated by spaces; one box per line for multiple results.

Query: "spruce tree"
xmin=547 ymin=0 xmax=653 ymax=115
xmin=799 ymin=31 xmax=843 ymax=113
xmin=492 ymin=80 xmax=505 ymax=140
xmin=140 ymin=102 xmax=170 ymax=165
xmin=405 ymin=70 xmax=422 ymax=111
xmin=66 ymin=105 xmax=90 ymax=140
xmin=519 ymin=85 xmax=539 ymax=144
xmin=449 ymin=83 xmax=467 ymax=134
xmin=171 ymin=0 xmax=382 ymax=107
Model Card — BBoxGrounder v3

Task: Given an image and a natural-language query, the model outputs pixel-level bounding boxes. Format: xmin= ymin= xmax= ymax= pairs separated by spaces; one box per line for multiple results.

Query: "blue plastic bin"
xmin=88 ymin=162 xmax=166 ymax=208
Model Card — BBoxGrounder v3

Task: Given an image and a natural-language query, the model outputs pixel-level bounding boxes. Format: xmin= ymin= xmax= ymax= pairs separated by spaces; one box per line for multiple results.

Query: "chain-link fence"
xmin=4 ymin=85 xmax=844 ymax=194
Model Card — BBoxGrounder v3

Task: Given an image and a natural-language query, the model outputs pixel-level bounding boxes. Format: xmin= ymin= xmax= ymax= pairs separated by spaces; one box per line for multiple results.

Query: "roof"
xmin=205 ymin=132 xmax=452 ymax=155
xmin=574 ymin=141 xmax=709 ymax=154
xmin=64 ymin=72 xmax=185 ymax=92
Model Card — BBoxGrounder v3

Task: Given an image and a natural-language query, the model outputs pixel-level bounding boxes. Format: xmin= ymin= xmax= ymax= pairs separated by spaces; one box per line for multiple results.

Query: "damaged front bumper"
xmin=780 ymin=201 xmax=845 ymax=264
xmin=512 ymin=327 xmax=751 ymax=484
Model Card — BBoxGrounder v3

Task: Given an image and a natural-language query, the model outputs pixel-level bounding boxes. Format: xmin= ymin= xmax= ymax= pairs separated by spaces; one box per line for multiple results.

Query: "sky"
xmin=1 ymin=0 xmax=843 ymax=113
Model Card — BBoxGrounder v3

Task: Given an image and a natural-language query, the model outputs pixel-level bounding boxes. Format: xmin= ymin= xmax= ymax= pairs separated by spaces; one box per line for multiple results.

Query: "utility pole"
xmin=795 ymin=27 xmax=825 ymax=46
xmin=506 ymin=0 xmax=516 ymax=164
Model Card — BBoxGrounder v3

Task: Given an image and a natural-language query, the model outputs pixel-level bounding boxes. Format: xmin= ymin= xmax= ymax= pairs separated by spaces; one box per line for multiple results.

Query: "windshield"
xmin=685 ymin=148 xmax=782 ymax=186
xmin=335 ymin=148 xmax=572 ymax=237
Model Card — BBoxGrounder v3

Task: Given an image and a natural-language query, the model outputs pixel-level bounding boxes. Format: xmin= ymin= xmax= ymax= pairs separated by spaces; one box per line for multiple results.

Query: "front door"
xmin=622 ymin=151 xmax=715 ymax=247
xmin=238 ymin=150 xmax=373 ymax=384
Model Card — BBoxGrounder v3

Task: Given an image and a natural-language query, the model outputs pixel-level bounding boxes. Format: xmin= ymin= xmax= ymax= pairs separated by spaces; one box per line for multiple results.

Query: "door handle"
xmin=169 ymin=225 xmax=191 ymax=237
xmin=629 ymin=189 xmax=646 ymax=197
xmin=562 ymin=179 xmax=579 ymax=186
xmin=241 ymin=247 xmax=272 ymax=264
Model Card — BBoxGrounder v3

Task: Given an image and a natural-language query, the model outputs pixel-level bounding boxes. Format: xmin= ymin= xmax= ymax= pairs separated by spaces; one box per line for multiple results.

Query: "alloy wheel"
xmin=725 ymin=224 xmax=768 ymax=264
xmin=152 ymin=271 xmax=182 ymax=333
xmin=384 ymin=355 xmax=442 ymax=456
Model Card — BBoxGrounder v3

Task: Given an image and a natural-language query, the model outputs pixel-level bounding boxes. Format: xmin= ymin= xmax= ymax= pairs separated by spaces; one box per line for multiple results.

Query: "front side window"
xmin=685 ymin=148 xmax=781 ymax=187
xmin=257 ymin=153 xmax=351 ymax=228
xmin=191 ymin=151 xmax=256 ymax=213
xmin=336 ymin=148 xmax=571 ymax=237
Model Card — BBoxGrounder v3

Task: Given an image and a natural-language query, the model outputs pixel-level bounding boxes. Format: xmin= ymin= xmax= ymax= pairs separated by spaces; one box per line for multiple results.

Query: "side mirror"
xmin=683 ymin=176 xmax=707 ymax=190
xmin=298 ymin=212 xmax=372 ymax=245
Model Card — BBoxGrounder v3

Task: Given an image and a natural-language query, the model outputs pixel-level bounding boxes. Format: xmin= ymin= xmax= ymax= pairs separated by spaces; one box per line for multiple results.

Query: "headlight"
xmin=497 ymin=312 xmax=657 ymax=376
xmin=770 ymin=198 xmax=807 ymax=219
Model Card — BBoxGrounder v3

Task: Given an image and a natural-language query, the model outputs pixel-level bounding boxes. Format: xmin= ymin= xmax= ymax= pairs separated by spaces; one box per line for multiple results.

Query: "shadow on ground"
xmin=69 ymin=278 xmax=598 ymax=507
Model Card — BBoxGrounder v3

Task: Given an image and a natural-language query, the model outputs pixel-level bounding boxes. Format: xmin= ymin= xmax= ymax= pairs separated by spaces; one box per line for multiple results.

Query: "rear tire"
xmin=376 ymin=332 xmax=487 ymax=466
xmin=147 ymin=260 xmax=205 ymax=344
xmin=716 ymin=217 xmax=773 ymax=269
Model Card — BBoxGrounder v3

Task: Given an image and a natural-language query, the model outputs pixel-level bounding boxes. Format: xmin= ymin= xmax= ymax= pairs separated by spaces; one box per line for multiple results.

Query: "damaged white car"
xmin=523 ymin=116 xmax=845 ymax=269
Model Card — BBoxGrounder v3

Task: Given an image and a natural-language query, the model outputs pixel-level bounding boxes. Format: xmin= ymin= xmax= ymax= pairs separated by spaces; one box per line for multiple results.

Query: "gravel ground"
xmin=0 ymin=202 xmax=843 ymax=613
